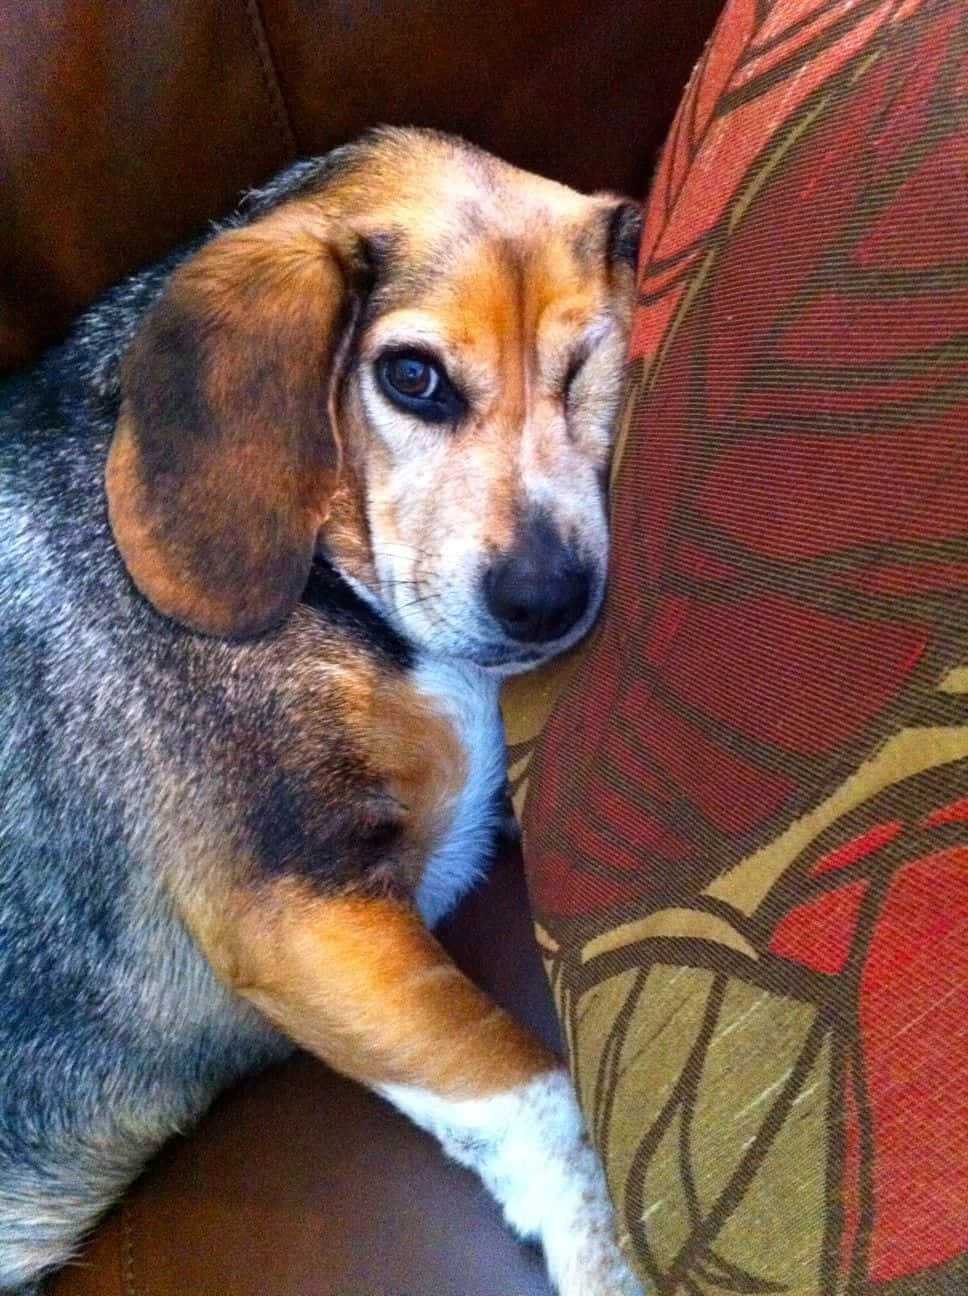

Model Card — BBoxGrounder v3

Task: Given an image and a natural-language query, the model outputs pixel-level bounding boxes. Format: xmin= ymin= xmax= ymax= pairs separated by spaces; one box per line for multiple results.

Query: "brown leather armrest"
xmin=0 ymin=0 xmax=725 ymax=370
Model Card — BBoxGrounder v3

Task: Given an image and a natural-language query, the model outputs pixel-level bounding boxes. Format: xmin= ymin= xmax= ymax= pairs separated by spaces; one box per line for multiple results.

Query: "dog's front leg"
xmin=196 ymin=884 xmax=643 ymax=1296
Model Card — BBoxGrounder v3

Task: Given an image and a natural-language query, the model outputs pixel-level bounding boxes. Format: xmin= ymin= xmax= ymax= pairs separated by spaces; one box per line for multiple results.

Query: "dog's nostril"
xmin=484 ymin=554 xmax=591 ymax=645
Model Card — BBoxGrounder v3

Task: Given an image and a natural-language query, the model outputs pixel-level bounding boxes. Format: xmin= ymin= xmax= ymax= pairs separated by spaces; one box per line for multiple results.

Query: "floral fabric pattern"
xmin=523 ymin=1 xmax=968 ymax=1291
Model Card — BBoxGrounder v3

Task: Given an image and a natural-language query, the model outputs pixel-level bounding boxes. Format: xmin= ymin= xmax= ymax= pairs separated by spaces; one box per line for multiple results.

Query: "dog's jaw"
xmin=317 ymin=518 xmax=605 ymax=677
xmin=317 ymin=451 xmax=611 ymax=674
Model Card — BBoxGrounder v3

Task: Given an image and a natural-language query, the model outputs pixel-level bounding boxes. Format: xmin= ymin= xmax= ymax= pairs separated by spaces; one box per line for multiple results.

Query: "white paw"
xmin=534 ymin=1135 xmax=644 ymax=1296
xmin=379 ymin=1069 xmax=647 ymax=1295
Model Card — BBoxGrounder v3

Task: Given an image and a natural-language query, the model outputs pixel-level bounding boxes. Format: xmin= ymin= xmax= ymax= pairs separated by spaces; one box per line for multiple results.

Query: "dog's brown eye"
xmin=385 ymin=354 xmax=438 ymax=398
xmin=376 ymin=349 xmax=464 ymax=424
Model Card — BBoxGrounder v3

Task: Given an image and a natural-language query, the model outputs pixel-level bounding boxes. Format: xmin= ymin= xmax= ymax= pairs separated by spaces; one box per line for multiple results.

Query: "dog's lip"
xmin=466 ymin=637 xmax=573 ymax=672
xmin=474 ymin=646 xmax=545 ymax=669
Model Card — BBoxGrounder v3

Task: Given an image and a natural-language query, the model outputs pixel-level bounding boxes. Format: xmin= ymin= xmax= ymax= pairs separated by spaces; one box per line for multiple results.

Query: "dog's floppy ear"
xmin=106 ymin=206 xmax=361 ymax=638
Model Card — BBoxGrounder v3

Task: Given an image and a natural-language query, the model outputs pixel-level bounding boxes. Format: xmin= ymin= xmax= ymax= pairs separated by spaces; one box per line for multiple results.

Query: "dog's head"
xmin=107 ymin=128 xmax=640 ymax=671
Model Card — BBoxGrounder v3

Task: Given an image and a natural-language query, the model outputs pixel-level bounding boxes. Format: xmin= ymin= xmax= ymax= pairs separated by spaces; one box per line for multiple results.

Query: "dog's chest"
xmin=408 ymin=659 xmax=507 ymax=927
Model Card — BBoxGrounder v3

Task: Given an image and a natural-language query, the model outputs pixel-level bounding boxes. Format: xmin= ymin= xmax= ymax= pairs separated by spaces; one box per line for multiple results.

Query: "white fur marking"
xmin=411 ymin=658 xmax=506 ymax=927
xmin=378 ymin=1070 xmax=646 ymax=1296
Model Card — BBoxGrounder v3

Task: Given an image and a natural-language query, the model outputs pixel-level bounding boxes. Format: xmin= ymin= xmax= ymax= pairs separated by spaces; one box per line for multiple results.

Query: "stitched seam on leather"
xmin=241 ymin=0 xmax=299 ymax=155
xmin=120 ymin=1200 xmax=141 ymax=1296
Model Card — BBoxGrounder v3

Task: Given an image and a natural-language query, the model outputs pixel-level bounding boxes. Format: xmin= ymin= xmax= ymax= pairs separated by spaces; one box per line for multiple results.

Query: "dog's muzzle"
xmin=482 ymin=514 xmax=593 ymax=646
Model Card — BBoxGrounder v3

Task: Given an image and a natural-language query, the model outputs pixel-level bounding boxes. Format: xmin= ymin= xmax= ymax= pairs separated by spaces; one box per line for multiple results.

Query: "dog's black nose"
xmin=483 ymin=517 xmax=591 ymax=644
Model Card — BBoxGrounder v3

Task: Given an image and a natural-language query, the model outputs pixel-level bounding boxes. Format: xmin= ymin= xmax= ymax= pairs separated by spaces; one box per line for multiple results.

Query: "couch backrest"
xmin=0 ymin=0 xmax=723 ymax=372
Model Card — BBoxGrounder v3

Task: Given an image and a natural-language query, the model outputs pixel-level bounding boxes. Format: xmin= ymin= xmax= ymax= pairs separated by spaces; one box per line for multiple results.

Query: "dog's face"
xmin=107 ymin=129 xmax=640 ymax=669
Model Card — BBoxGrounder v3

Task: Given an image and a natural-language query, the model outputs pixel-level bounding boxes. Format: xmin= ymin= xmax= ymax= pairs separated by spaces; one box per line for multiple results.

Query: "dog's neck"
xmin=315 ymin=462 xmax=388 ymax=620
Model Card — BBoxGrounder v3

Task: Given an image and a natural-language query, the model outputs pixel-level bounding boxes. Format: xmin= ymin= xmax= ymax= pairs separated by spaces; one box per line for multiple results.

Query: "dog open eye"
xmin=376 ymin=350 xmax=465 ymax=423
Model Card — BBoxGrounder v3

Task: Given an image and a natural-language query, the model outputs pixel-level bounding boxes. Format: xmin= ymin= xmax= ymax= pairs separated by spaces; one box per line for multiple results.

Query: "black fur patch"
xmin=605 ymin=200 xmax=644 ymax=269
xmin=234 ymin=146 xmax=363 ymax=223
xmin=300 ymin=560 xmax=414 ymax=671
xmin=245 ymin=769 xmax=405 ymax=888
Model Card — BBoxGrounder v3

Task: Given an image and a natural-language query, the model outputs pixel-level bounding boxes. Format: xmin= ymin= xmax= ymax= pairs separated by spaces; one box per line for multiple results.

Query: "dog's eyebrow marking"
xmin=360 ymin=317 xmax=454 ymax=360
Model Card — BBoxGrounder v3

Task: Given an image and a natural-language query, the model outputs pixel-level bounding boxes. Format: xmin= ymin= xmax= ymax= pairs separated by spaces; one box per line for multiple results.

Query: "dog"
xmin=0 ymin=127 xmax=643 ymax=1295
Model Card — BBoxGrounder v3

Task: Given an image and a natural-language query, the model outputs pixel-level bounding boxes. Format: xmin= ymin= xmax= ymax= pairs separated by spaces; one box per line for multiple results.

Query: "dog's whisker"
xmin=368 ymin=543 xmax=444 ymax=564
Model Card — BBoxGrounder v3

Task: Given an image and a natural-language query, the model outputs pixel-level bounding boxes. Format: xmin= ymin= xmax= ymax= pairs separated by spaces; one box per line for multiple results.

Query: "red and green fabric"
xmin=520 ymin=0 xmax=968 ymax=1290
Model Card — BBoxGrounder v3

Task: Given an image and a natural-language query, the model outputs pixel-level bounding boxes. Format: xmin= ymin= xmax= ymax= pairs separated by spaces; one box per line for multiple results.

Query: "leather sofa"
xmin=1 ymin=2 xmax=724 ymax=1291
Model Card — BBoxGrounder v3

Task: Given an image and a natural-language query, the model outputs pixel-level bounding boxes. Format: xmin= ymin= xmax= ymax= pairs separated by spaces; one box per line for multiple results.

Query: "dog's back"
xmin=0 ymin=325 xmax=289 ymax=1288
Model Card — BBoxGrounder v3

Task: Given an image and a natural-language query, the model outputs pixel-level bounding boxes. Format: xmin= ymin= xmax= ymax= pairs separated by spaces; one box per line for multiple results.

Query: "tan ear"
xmin=106 ymin=207 xmax=357 ymax=637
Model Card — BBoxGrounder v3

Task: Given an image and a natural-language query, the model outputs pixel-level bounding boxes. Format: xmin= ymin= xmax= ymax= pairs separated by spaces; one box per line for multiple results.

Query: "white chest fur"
xmin=411 ymin=658 xmax=507 ymax=927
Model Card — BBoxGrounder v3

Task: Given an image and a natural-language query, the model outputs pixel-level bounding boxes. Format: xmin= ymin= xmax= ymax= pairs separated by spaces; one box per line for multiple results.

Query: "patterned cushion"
xmin=519 ymin=1 xmax=968 ymax=1291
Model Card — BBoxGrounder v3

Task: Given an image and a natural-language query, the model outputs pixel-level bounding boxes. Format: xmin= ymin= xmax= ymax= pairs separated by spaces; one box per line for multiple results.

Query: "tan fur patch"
xmin=191 ymin=882 xmax=554 ymax=1100
xmin=358 ymin=671 xmax=467 ymax=861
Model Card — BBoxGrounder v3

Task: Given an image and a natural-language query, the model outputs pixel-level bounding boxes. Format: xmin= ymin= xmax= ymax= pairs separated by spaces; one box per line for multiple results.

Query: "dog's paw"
xmin=532 ymin=1135 xmax=644 ymax=1296
xmin=380 ymin=1069 xmax=647 ymax=1295
xmin=488 ymin=1070 xmax=645 ymax=1296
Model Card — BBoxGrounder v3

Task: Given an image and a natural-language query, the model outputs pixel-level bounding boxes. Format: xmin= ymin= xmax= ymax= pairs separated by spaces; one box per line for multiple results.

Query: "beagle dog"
xmin=0 ymin=128 xmax=643 ymax=1295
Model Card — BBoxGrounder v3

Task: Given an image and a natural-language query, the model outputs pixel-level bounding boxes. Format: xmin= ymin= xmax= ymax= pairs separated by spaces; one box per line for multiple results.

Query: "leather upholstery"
xmin=0 ymin=0 xmax=724 ymax=371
